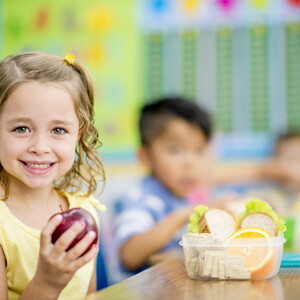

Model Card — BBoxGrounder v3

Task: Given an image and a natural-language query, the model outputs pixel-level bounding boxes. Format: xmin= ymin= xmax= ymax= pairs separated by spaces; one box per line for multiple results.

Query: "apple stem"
xmin=59 ymin=204 xmax=63 ymax=212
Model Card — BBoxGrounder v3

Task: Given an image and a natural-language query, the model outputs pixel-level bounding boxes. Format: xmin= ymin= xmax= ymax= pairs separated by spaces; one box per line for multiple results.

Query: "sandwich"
xmin=188 ymin=205 xmax=237 ymax=241
xmin=238 ymin=199 xmax=286 ymax=236
xmin=184 ymin=199 xmax=286 ymax=280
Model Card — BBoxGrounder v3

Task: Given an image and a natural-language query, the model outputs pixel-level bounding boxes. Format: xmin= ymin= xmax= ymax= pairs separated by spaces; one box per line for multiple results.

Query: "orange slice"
xmin=225 ymin=227 xmax=276 ymax=279
xmin=227 ymin=227 xmax=272 ymax=239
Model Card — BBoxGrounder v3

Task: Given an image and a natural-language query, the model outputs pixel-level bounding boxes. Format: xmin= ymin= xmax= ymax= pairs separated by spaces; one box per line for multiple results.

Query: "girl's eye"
xmin=14 ymin=127 xmax=30 ymax=133
xmin=52 ymin=128 xmax=66 ymax=135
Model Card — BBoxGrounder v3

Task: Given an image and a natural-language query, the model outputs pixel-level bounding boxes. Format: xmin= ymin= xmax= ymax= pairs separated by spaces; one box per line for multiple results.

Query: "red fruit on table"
xmin=51 ymin=207 xmax=98 ymax=255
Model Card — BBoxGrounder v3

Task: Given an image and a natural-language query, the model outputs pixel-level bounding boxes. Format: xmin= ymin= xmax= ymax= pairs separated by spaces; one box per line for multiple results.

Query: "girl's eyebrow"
xmin=51 ymin=119 xmax=76 ymax=126
xmin=7 ymin=117 xmax=31 ymax=124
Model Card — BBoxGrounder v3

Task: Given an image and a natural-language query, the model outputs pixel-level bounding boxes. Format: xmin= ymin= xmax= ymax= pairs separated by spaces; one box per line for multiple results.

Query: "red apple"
xmin=51 ymin=207 xmax=98 ymax=255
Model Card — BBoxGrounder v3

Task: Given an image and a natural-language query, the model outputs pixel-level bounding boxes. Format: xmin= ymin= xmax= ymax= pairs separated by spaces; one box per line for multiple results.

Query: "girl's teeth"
xmin=26 ymin=163 xmax=51 ymax=169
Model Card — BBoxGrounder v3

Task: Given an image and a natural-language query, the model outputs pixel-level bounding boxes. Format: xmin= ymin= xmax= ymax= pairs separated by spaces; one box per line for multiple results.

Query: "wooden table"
xmin=86 ymin=253 xmax=300 ymax=300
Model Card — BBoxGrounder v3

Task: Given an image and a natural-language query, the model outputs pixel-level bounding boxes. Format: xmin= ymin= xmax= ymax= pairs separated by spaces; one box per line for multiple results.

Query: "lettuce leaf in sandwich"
xmin=239 ymin=199 xmax=286 ymax=235
xmin=188 ymin=205 xmax=208 ymax=233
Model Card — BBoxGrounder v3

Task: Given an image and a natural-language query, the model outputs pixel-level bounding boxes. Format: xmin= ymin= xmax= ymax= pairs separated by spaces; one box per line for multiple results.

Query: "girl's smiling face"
xmin=0 ymin=81 xmax=79 ymax=191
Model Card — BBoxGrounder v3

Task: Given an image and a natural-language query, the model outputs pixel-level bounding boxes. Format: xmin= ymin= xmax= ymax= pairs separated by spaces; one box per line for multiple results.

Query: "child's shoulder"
xmin=58 ymin=190 xmax=106 ymax=212
xmin=116 ymin=176 xmax=165 ymax=201
xmin=0 ymin=200 xmax=10 ymax=221
xmin=114 ymin=176 xmax=174 ymax=213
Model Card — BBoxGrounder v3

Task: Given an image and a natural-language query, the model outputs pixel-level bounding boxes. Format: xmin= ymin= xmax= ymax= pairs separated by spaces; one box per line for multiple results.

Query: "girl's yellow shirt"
xmin=0 ymin=191 xmax=105 ymax=300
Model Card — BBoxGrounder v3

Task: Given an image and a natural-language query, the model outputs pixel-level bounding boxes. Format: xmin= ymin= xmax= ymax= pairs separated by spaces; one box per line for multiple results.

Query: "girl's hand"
xmin=32 ymin=214 xmax=99 ymax=295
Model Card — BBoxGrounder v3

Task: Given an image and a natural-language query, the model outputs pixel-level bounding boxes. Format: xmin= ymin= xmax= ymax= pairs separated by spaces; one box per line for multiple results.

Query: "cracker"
xmin=202 ymin=250 xmax=228 ymax=277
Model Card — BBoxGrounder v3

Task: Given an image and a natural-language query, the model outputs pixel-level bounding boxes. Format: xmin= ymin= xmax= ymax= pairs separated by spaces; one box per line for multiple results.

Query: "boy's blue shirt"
xmin=113 ymin=175 xmax=189 ymax=274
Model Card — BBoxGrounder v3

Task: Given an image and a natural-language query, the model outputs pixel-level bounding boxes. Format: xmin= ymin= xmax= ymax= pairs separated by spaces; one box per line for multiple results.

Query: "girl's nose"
xmin=28 ymin=134 xmax=51 ymax=155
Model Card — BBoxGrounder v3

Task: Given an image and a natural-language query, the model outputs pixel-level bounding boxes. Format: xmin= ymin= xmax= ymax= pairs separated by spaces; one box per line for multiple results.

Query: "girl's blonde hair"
xmin=0 ymin=51 xmax=105 ymax=199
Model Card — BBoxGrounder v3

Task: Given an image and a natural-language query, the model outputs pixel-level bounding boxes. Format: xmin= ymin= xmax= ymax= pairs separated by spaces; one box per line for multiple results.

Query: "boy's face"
xmin=139 ymin=118 xmax=211 ymax=198
xmin=276 ymin=137 xmax=300 ymax=188
xmin=276 ymin=137 xmax=300 ymax=164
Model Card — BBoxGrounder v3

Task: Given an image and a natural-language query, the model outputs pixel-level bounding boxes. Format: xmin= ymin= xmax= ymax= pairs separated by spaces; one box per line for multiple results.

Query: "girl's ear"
xmin=137 ymin=146 xmax=152 ymax=168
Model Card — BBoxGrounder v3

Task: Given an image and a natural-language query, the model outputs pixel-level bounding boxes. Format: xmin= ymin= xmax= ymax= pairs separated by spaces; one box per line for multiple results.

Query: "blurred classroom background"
xmin=3 ymin=0 xmax=300 ymax=163
xmin=2 ymin=0 xmax=300 ymax=286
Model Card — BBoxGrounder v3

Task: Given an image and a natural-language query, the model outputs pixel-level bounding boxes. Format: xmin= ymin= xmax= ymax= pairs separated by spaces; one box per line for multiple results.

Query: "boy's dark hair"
xmin=138 ymin=96 xmax=212 ymax=146
xmin=275 ymin=130 xmax=300 ymax=154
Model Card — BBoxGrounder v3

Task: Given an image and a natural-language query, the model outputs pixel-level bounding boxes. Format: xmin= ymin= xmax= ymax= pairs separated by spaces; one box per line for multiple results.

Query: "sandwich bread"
xmin=240 ymin=212 xmax=277 ymax=237
xmin=199 ymin=209 xmax=237 ymax=241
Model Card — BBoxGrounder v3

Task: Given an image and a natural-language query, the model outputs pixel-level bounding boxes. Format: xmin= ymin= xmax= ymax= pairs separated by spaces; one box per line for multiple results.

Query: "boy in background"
xmin=272 ymin=131 xmax=300 ymax=192
xmin=113 ymin=97 xmax=300 ymax=277
xmin=247 ymin=131 xmax=300 ymax=213
xmin=114 ymin=96 xmax=213 ymax=273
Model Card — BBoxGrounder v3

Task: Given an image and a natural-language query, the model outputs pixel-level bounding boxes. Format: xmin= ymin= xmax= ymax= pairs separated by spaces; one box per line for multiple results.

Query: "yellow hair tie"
xmin=64 ymin=53 xmax=75 ymax=65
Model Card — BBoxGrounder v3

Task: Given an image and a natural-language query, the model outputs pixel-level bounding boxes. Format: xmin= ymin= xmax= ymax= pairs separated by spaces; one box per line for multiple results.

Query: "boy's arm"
xmin=209 ymin=158 xmax=300 ymax=186
xmin=120 ymin=206 xmax=194 ymax=271
xmin=263 ymin=158 xmax=300 ymax=184
xmin=210 ymin=160 xmax=275 ymax=185
xmin=0 ymin=246 xmax=8 ymax=300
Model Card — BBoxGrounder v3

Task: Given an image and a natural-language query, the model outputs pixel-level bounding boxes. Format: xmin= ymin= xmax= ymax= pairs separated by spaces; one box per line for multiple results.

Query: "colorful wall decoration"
xmin=2 ymin=0 xmax=300 ymax=160
xmin=140 ymin=0 xmax=300 ymax=158
xmin=1 ymin=0 xmax=142 ymax=162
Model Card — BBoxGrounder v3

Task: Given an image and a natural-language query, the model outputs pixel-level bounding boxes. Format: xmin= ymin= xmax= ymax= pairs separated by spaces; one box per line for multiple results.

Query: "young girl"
xmin=0 ymin=52 xmax=105 ymax=300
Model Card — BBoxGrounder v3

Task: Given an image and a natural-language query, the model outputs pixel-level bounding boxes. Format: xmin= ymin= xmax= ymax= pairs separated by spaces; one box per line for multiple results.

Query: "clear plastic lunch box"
xmin=179 ymin=233 xmax=286 ymax=280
